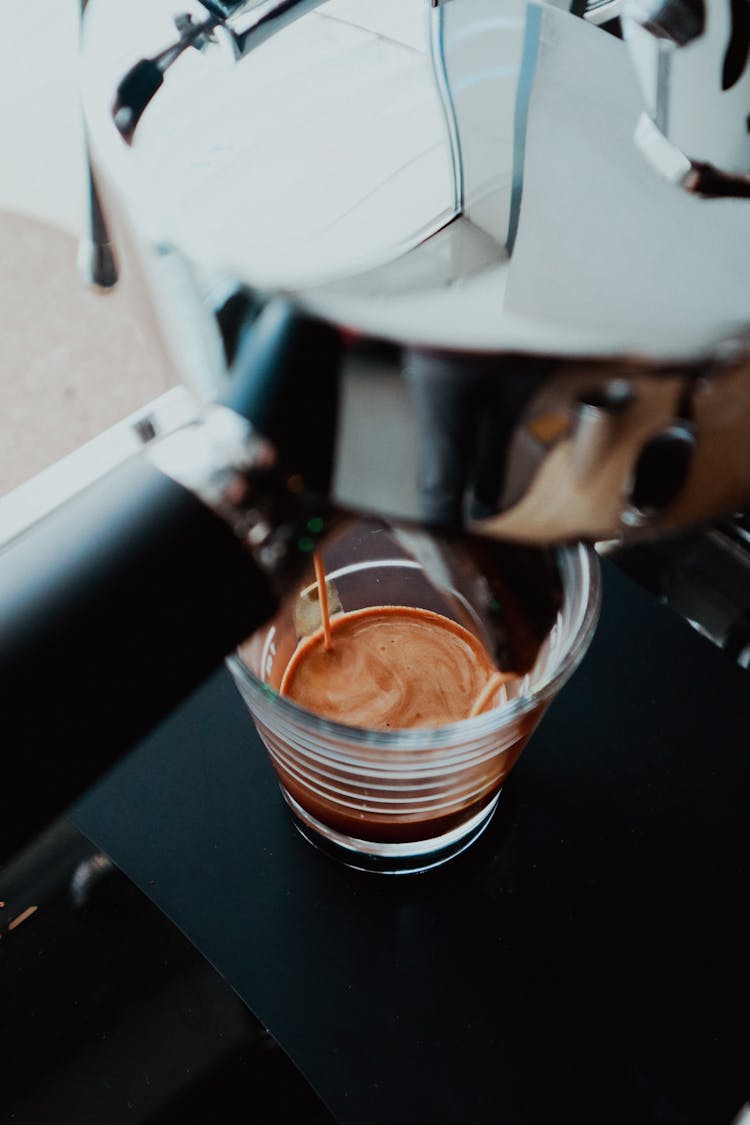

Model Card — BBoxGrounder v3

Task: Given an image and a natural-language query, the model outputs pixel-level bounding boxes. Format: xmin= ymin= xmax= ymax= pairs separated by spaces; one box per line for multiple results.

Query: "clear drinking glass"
xmin=227 ymin=522 xmax=601 ymax=874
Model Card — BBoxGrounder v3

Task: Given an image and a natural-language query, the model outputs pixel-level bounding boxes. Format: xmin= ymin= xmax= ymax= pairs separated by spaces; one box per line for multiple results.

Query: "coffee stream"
xmin=279 ymin=552 xmax=516 ymax=730
xmin=313 ymin=552 xmax=333 ymax=653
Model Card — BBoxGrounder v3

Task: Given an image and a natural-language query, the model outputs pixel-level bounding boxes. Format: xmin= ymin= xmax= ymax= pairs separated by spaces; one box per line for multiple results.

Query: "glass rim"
xmin=227 ymin=541 xmax=602 ymax=750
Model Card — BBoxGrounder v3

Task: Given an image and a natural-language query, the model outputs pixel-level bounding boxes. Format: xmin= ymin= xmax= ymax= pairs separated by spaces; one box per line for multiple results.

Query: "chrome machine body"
xmin=78 ymin=0 xmax=750 ymax=545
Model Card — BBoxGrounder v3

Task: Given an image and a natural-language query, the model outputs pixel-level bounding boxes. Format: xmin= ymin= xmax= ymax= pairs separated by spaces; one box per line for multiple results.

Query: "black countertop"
xmin=71 ymin=561 xmax=749 ymax=1124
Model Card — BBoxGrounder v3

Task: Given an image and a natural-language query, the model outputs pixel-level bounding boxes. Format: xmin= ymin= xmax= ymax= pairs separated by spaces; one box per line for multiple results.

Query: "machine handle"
xmin=0 ymin=454 xmax=277 ymax=870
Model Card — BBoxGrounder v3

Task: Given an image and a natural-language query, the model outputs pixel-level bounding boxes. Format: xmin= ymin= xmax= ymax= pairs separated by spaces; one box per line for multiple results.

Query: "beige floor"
xmin=0 ymin=211 xmax=175 ymax=497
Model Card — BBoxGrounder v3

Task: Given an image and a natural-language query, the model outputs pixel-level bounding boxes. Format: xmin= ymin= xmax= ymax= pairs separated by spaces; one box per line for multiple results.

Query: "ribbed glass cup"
xmin=228 ymin=539 xmax=601 ymax=874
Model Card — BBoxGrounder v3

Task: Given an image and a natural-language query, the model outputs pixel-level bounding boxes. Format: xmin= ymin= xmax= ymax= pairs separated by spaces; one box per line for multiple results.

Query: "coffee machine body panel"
xmin=79 ymin=0 xmax=750 ymax=542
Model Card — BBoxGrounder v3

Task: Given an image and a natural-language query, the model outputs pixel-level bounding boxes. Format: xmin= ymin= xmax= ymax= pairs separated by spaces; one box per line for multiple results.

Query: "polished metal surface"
xmin=623 ymin=0 xmax=750 ymax=196
xmin=80 ymin=0 xmax=750 ymax=541
xmin=330 ymin=344 xmax=750 ymax=542
xmin=82 ymin=0 xmax=750 ymax=357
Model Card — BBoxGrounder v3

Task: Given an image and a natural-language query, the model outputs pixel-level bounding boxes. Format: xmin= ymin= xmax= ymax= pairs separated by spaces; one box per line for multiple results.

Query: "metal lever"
xmin=110 ymin=1 xmax=327 ymax=142
xmin=78 ymin=0 xmax=118 ymax=289
xmin=111 ymin=15 xmax=219 ymax=143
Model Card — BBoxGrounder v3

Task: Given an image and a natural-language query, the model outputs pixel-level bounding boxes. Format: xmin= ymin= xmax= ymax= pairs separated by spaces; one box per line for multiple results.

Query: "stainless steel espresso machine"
xmin=3 ymin=0 xmax=750 ymax=865
xmin=2 ymin=5 xmax=750 ymax=1123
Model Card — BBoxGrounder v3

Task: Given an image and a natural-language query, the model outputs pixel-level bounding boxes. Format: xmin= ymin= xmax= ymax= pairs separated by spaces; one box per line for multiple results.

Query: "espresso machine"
xmin=2 ymin=3 xmax=750 ymax=1122
xmin=4 ymin=0 xmax=750 ymax=865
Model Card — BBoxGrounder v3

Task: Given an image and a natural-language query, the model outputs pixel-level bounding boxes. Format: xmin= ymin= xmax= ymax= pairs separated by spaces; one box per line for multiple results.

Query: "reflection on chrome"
xmin=81 ymin=0 xmax=750 ymax=542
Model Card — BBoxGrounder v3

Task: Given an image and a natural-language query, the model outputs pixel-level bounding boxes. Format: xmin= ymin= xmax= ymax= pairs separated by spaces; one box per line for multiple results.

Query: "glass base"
xmin=280 ymin=790 xmax=501 ymax=875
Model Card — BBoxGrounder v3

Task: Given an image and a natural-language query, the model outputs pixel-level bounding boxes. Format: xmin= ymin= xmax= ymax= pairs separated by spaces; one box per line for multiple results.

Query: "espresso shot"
xmin=229 ymin=520 xmax=599 ymax=873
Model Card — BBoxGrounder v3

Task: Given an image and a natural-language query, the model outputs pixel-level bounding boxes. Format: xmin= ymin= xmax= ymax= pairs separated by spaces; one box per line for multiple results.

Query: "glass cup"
xmin=227 ymin=522 xmax=601 ymax=874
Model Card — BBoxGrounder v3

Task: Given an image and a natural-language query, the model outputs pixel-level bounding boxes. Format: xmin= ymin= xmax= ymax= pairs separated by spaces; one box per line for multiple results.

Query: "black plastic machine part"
xmin=0 ymin=457 xmax=276 ymax=868
xmin=0 ymin=299 xmax=342 ymax=872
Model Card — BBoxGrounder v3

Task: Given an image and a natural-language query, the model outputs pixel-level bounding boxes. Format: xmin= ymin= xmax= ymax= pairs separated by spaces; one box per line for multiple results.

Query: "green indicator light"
xmin=307 ymin=516 xmax=325 ymax=534
xmin=489 ymin=598 xmax=502 ymax=613
xmin=297 ymin=536 xmax=316 ymax=553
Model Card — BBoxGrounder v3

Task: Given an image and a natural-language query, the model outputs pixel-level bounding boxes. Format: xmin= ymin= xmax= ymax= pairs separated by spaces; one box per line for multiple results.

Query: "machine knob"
xmin=627 ymin=423 xmax=696 ymax=517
